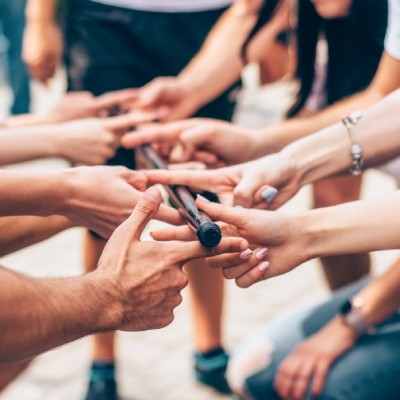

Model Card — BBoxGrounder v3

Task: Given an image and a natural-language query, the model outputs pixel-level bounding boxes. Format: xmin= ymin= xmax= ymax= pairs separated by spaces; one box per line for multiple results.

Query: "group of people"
xmin=1 ymin=0 xmax=400 ymax=399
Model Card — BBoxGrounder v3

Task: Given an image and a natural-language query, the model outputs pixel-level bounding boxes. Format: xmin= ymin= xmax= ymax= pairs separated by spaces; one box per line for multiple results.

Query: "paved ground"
xmin=1 ymin=67 xmax=399 ymax=400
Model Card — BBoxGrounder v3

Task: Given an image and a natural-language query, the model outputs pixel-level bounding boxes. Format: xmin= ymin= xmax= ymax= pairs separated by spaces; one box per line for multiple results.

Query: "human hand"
xmin=122 ymin=118 xmax=257 ymax=166
xmin=97 ymin=187 xmax=249 ymax=331
xmin=144 ymin=152 xmax=299 ymax=209
xmin=23 ymin=21 xmax=63 ymax=83
xmin=151 ymin=196 xmax=309 ymax=288
xmin=45 ymin=91 xmax=156 ymax=124
xmin=274 ymin=318 xmax=358 ymax=399
xmin=49 ymin=112 xmax=155 ymax=165
xmin=130 ymin=77 xmax=201 ymax=121
xmin=59 ymin=166 xmax=182 ymax=237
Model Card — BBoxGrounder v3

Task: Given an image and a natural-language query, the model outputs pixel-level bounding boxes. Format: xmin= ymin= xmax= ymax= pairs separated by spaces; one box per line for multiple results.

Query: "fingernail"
xmin=261 ymin=187 xmax=278 ymax=203
xmin=258 ymin=261 xmax=270 ymax=272
xmin=235 ymin=205 xmax=245 ymax=209
xmin=196 ymin=194 xmax=210 ymax=203
xmin=255 ymin=248 xmax=269 ymax=260
xmin=240 ymin=249 xmax=253 ymax=260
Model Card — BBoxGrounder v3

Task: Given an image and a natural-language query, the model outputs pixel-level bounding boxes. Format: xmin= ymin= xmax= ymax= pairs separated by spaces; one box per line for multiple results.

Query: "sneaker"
xmin=193 ymin=348 xmax=232 ymax=394
xmin=84 ymin=362 xmax=119 ymax=400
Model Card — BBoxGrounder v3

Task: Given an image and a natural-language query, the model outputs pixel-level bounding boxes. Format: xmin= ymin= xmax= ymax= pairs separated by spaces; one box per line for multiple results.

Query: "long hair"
xmin=288 ymin=0 xmax=388 ymax=117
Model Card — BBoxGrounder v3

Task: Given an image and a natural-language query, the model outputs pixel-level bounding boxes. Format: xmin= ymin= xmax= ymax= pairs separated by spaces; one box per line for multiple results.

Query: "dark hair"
xmin=288 ymin=0 xmax=388 ymax=117
xmin=241 ymin=0 xmax=281 ymax=63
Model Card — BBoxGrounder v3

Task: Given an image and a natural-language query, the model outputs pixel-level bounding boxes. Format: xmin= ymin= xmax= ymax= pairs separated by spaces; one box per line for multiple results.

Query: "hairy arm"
xmin=0 ymin=267 xmax=117 ymax=363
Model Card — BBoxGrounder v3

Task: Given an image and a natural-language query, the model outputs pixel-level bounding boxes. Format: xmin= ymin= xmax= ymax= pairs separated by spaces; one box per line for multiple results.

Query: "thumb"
xmin=103 ymin=111 xmax=157 ymax=132
xmin=139 ymin=84 xmax=166 ymax=107
xmin=195 ymin=196 xmax=247 ymax=228
xmin=119 ymin=186 xmax=162 ymax=241
xmin=233 ymin=171 xmax=266 ymax=208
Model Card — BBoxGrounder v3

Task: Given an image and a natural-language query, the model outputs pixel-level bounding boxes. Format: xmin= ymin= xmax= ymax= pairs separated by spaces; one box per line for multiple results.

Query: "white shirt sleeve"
xmin=385 ymin=0 xmax=400 ymax=60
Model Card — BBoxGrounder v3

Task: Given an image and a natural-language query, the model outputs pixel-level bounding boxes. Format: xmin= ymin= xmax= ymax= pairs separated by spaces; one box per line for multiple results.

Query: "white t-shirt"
xmin=385 ymin=0 xmax=400 ymax=60
xmin=90 ymin=0 xmax=234 ymax=12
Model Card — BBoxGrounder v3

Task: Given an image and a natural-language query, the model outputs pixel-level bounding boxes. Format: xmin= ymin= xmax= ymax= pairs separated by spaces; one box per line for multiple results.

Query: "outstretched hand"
xmin=144 ymin=152 xmax=300 ymax=210
xmin=98 ymin=187 xmax=249 ymax=331
xmin=60 ymin=166 xmax=183 ymax=238
xmin=151 ymin=196 xmax=309 ymax=288
xmin=122 ymin=118 xmax=257 ymax=167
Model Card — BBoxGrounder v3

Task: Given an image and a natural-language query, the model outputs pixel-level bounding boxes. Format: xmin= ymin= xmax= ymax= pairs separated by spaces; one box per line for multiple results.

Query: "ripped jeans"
xmin=227 ymin=278 xmax=400 ymax=400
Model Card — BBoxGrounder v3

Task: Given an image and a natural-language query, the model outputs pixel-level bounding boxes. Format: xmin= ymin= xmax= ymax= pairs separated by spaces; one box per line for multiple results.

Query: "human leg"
xmin=313 ymin=175 xmax=370 ymax=290
xmin=227 ymin=278 xmax=371 ymax=399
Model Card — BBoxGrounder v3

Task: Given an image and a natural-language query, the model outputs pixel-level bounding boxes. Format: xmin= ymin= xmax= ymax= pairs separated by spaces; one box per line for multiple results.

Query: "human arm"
xmin=0 ymin=111 xmax=154 ymax=166
xmin=0 ymin=166 xmax=182 ymax=237
xmin=151 ymin=190 xmax=400 ymax=287
xmin=0 ymin=216 xmax=74 ymax=257
xmin=130 ymin=0 xmax=290 ymax=121
xmin=23 ymin=0 xmax=62 ymax=83
xmin=275 ymin=259 xmax=400 ymax=399
xmin=124 ymin=52 xmax=400 ymax=163
xmin=0 ymin=187 xmax=247 ymax=363
xmin=250 ymin=52 xmax=400 ymax=155
xmin=143 ymin=87 xmax=400 ymax=208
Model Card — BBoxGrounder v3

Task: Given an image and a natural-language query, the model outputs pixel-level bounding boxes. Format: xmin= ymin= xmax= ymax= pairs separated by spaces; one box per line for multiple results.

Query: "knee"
xmin=227 ymin=337 xmax=275 ymax=398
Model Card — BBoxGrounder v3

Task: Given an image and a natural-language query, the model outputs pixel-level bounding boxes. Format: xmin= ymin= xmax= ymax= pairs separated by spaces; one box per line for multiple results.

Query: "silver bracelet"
xmin=341 ymin=111 xmax=364 ymax=176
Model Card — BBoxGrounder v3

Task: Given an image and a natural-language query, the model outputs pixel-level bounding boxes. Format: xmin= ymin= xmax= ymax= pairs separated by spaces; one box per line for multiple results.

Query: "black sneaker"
xmin=193 ymin=348 xmax=232 ymax=394
xmin=84 ymin=362 xmax=119 ymax=400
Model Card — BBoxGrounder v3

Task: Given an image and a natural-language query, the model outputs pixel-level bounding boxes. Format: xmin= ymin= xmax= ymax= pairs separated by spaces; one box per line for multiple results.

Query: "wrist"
xmin=330 ymin=317 xmax=360 ymax=344
xmin=283 ymin=124 xmax=350 ymax=187
xmin=87 ymin=270 xmax=124 ymax=332
xmin=177 ymin=72 xmax=209 ymax=111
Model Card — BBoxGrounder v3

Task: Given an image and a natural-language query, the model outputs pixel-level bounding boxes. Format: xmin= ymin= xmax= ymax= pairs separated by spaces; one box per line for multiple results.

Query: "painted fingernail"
xmin=235 ymin=205 xmax=245 ymax=209
xmin=196 ymin=194 xmax=210 ymax=203
xmin=256 ymin=248 xmax=269 ymax=260
xmin=261 ymin=187 xmax=278 ymax=203
xmin=240 ymin=249 xmax=253 ymax=260
xmin=258 ymin=261 xmax=270 ymax=272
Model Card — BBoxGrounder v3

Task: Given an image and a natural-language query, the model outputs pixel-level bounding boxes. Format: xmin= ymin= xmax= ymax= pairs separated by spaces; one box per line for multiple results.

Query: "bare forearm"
xmin=0 ymin=216 xmax=74 ymax=257
xmin=0 ymin=170 xmax=66 ymax=217
xmin=282 ymin=88 xmax=400 ymax=186
xmin=253 ymin=87 xmax=383 ymax=157
xmin=300 ymin=190 xmax=400 ymax=259
xmin=26 ymin=0 xmax=57 ymax=23
xmin=0 ymin=267 xmax=117 ymax=363
xmin=355 ymin=264 xmax=400 ymax=327
xmin=1 ymin=113 xmax=56 ymax=128
xmin=178 ymin=0 xmax=261 ymax=106
xmin=0 ymin=126 xmax=60 ymax=165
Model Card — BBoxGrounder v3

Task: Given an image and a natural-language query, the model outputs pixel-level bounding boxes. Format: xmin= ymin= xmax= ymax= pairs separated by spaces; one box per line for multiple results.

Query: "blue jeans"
xmin=228 ymin=278 xmax=400 ymax=400
xmin=0 ymin=0 xmax=30 ymax=114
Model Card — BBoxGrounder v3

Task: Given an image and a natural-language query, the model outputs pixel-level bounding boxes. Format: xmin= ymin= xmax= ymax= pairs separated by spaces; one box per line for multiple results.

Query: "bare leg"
xmin=84 ymin=232 xmax=116 ymax=362
xmin=313 ymin=175 xmax=371 ymax=290
xmin=185 ymin=259 xmax=231 ymax=393
xmin=185 ymin=259 xmax=225 ymax=353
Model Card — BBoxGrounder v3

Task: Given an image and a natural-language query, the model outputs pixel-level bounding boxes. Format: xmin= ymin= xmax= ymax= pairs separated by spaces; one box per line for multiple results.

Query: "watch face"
xmin=339 ymin=299 xmax=352 ymax=315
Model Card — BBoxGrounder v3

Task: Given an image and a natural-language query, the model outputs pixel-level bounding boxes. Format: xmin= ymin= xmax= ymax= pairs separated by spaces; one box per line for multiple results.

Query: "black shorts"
xmin=64 ymin=0 xmax=240 ymax=169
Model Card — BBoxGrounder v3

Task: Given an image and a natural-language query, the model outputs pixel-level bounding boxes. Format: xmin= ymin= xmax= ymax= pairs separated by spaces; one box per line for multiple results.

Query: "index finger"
xmin=195 ymin=198 xmax=247 ymax=228
xmin=103 ymin=111 xmax=157 ymax=132
xmin=179 ymin=237 xmax=249 ymax=264
xmin=122 ymin=120 xmax=198 ymax=148
xmin=94 ymin=89 xmax=139 ymax=110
